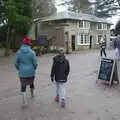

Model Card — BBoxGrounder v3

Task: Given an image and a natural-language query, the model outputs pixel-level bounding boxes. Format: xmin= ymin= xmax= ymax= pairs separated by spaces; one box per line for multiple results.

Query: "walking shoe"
xmin=22 ymin=92 xmax=28 ymax=106
xmin=22 ymin=101 xmax=28 ymax=106
xmin=61 ymin=99 xmax=65 ymax=108
xmin=54 ymin=95 xmax=59 ymax=102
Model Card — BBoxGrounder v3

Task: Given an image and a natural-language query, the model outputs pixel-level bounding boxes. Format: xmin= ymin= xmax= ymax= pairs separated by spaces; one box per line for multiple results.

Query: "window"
xmin=107 ymin=25 xmax=110 ymax=30
xmin=97 ymin=23 xmax=102 ymax=29
xmin=79 ymin=21 xmax=90 ymax=28
xmin=81 ymin=34 xmax=84 ymax=44
xmin=98 ymin=35 xmax=102 ymax=43
xmin=79 ymin=21 xmax=84 ymax=28
xmin=80 ymin=34 xmax=89 ymax=44
xmin=84 ymin=35 xmax=89 ymax=43
xmin=84 ymin=21 xmax=90 ymax=29
xmin=103 ymin=24 xmax=107 ymax=30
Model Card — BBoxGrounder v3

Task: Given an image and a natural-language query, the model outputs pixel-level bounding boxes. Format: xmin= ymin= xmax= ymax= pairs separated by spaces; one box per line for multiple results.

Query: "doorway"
xmin=71 ymin=35 xmax=75 ymax=51
xmin=89 ymin=36 xmax=92 ymax=49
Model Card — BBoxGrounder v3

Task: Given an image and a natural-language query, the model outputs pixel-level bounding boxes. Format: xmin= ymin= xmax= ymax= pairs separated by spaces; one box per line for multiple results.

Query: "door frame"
xmin=89 ymin=36 xmax=92 ymax=49
xmin=71 ymin=35 xmax=76 ymax=51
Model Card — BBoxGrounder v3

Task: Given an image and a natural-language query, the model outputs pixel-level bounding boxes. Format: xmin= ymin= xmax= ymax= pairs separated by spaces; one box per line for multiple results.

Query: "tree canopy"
xmin=92 ymin=0 xmax=120 ymax=18
xmin=115 ymin=20 xmax=120 ymax=35
xmin=0 ymin=0 xmax=32 ymax=55
xmin=58 ymin=0 xmax=90 ymax=13
xmin=32 ymin=0 xmax=57 ymax=19
xmin=59 ymin=0 xmax=120 ymax=18
xmin=0 ymin=0 xmax=6 ymax=24
xmin=3 ymin=0 xmax=32 ymax=35
xmin=68 ymin=0 xmax=90 ymax=13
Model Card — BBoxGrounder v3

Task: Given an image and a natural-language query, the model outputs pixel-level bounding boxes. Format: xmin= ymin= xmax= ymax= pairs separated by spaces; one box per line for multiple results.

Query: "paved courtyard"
xmin=0 ymin=50 xmax=120 ymax=120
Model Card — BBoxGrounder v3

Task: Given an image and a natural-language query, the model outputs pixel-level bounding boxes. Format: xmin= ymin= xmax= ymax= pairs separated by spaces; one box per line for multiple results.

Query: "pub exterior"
xmin=29 ymin=11 xmax=112 ymax=52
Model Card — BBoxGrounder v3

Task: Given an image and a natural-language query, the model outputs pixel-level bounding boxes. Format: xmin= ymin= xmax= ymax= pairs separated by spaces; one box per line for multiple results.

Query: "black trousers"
xmin=100 ymin=48 xmax=106 ymax=57
xmin=20 ymin=76 xmax=35 ymax=92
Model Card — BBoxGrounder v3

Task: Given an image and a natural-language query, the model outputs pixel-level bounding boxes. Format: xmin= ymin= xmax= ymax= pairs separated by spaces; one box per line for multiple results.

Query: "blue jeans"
xmin=56 ymin=82 xmax=66 ymax=102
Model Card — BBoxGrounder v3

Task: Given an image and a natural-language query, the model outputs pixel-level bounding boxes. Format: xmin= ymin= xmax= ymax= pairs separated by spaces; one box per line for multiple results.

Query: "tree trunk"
xmin=11 ymin=30 xmax=16 ymax=52
xmin=4 ymin=26 xmax=11 ymax=56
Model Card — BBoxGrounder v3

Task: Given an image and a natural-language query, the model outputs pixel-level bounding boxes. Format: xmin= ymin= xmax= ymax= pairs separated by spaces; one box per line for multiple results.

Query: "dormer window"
xmin=97 ymin=23 xmax=102 ymax=29
xmin=79 ymin=21 xmax=84 ymax=28
xmin=79 ymin=21 xmax=90 ymax=28
xmin=107 ymin=25 xmax=110 ymax=29
xmin=84 ymin=21 xmax=90 ymax=28
xmin=103 ymin=24 xmax=107 ymax=30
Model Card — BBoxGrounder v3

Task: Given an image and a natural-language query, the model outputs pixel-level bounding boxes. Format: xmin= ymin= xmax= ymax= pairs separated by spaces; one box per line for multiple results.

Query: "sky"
xmin=55 ymin=0 xmax=120 ymax=29
xmin=108 ymin=14 xmax=120 ymax=28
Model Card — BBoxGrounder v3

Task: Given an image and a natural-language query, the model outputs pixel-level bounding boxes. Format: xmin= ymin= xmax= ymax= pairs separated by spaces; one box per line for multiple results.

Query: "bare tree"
xmin=91 ymin=0 xmax=120 ymax=18
xmin=57 ymin=0 xmax=90 ymax=13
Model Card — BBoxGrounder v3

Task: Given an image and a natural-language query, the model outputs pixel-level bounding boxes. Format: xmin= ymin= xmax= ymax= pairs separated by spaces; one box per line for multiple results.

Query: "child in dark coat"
xmin=51 ymin=48 xmax=70 ymax=108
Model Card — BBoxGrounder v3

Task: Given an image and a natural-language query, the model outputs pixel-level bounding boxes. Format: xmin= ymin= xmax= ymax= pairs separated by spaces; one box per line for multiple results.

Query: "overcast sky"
xmin=55 ymin=0 xmax=120 ymax=29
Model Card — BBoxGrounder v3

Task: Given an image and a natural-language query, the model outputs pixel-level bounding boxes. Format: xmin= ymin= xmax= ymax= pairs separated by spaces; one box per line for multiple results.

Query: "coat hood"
xmin=20 ymin=45 xmax=31 ymax=54
xmin=54 ymin=54 xmax=66 ymax=64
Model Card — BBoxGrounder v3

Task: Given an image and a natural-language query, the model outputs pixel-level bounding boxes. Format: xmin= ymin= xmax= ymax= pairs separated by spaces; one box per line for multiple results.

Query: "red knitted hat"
xmin=23 ymin=37 xmax=32 ymax=45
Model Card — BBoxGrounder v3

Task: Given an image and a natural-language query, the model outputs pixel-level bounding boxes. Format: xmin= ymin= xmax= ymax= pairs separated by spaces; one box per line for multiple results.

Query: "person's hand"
xmin=51 ymin=77 xmax=54 ymax=82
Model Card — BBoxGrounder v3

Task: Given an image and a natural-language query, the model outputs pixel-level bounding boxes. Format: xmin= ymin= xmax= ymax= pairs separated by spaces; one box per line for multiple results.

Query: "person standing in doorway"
xmin=15 ymin=37 xmax=37 ymax=105
xmin=50 ymin=48 xmax=70 ymax=108
xmin=99 ymin=35 xmax=107 ymax=57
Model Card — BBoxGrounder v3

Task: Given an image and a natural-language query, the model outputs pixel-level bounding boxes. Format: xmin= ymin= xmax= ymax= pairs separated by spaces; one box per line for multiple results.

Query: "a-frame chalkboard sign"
xmin=98 ymin=58 xmax=119 ymax=86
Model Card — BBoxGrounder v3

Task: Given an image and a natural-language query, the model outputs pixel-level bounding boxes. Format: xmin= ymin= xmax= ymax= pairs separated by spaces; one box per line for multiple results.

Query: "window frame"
xmin=79 ymin=21 xmax=90 ymax=29
xmin=97 ymin=35 xmax=102 ymax=44
xmin=79 ymin=21 xmax=84 ymax=28
xmin=79 ymin=34 xmax=90 ymax=45
xmin=84 ymin=34 xmax=89 ymax=44
xmin=80 ymin=34 xmax=84 ymax=44
xmin=107 ymin=24 xmax=110 ymax=30
xmin=97 ymin=23 xmax=102 ymax=30
xmin=103 ymin=24 xmax=107 ymax=30
xmin=84 ymin=21 xmax=90 ymax=29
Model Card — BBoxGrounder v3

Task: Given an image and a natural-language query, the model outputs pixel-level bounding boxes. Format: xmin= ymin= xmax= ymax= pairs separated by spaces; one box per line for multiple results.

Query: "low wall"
xmin=77 ymin=45 xmax=90 ymax=50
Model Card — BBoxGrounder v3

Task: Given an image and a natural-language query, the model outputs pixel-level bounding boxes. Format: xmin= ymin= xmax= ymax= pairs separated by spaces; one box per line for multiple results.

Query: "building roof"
xmin=42 ymin=11 xmax=112 ymax=24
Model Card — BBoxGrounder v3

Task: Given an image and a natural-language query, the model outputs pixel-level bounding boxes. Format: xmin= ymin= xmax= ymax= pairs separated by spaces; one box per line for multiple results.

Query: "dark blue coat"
xmin=51 ymin=54 xmax=70 ymax=83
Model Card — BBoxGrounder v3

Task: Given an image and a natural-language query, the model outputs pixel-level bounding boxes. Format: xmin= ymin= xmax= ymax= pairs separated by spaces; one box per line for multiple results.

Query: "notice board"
xmin=98 ymin=58 xmax=116 ymax=86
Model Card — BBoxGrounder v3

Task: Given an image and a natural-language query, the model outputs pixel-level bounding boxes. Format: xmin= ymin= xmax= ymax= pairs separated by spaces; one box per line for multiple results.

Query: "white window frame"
xmin=79 ymin=34 xmax=90 ymax=45
xmin=81 ymin=34 xmax=84 ymax=44
xmin=84 ymin=34 xmax=89 ymax=44
xmin=97 ymin=35 xmax=102 ymax=44
xmin=79 ymin=21 xmax=90 ymax=29
xmin=79 ymin=21 xmax=84 ymax=28
xmin=107 ymin=24 xmax=110 ymax=30
xmin=84 ymin=21 xmax=90 ymax=29
xmin=97 ymin=23 xmax=110 ymax=30
xmin=103 ymin=24 xmax=107 ymax=30
xmin=97 ymin=23 xmax=102 ymax=30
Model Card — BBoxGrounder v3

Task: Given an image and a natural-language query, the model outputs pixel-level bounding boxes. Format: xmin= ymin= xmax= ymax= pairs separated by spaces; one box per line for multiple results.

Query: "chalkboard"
xmin=98 ymin=58 xmax=115 ymax=85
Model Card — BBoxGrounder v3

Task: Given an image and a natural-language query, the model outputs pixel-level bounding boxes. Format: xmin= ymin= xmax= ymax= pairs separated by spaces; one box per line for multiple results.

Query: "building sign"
xmin=37 ymin=35 xmax=47 ymax=44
